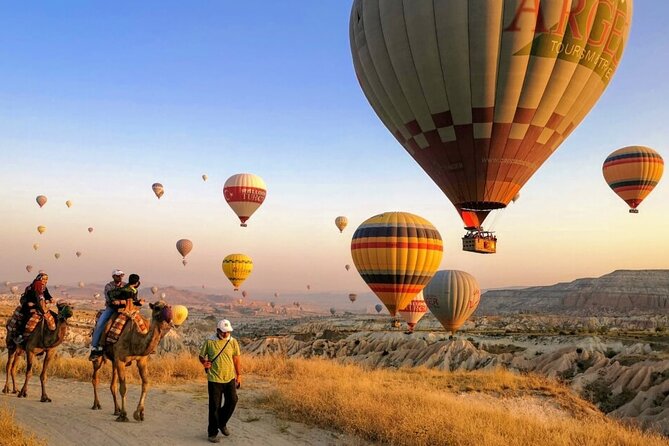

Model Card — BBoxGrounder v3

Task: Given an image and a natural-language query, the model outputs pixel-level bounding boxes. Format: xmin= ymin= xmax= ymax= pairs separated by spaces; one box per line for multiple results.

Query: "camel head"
xmin=56 ymin=302 xmax=74 ymax=322
xmin=149 ymin=301 xmax=173 ymax=331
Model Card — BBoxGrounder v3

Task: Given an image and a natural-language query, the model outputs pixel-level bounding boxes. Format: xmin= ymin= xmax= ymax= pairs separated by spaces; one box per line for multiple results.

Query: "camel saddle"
xmin=102 ymin=309 xmax=149 ymax=345
xmin=6 ymin=305 xmax=56 ymax=339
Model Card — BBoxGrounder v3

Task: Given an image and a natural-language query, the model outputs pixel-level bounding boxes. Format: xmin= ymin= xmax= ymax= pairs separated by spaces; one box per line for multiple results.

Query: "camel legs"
xmin=2 ymin=348 xmax=18 ymax=394
xmin=133 ymin=357 xmax=149 ymax=422
xmin=39 ymin=349 xmax=54 ymax=402
xmin=114 ymin=360 xmax=129 ymax=422
xmin=91 ymin=357 xmax=103 ymax=410
xmin=17 ymin=351 xmax=36 ymax=398
xmin=110 ymin=365 xmax=120 ymax=415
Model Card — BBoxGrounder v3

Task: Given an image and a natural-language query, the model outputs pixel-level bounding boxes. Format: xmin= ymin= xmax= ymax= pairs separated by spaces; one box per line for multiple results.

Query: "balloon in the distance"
xmin=306 ymin=284 xmax=311 ymax=290
xmin=10 ymin=286 xmax=18 ymax=294
xmin=348 ymin=293 xmax=357 ymax=303
xmin=37 ymin=226 xmax=46 ymax=235
xmin=26 ymin=265 xmax=33 ymax=273
xmin=329 ymin=307 xmax=336 ymax=316
xmin=603 ymin=146 xmax=664 ymax=213
xmin=33 ymin=243 xmax=39 ymax=251
xmin=202 ymin=174 xmax=208 ymax=182
xmin=88 ymin=227 xmax=94 ymax=233
xmin=160 ymin=292 xmax=166 ymax=299
xmin=78 ymin=281 xmax=85 ymax=288
xmin=36 ymin=195 xmax=47 ymax=208
xmin=424 ymin=270 xmax=481 ymax=333
xmin=93 ymin=293 xmax=101 ymax=299
xmin=398 ymin=291 xmax=428 ymax=333
xmin=351 ymin=212 xmax=443 ymax=316
xmin=242 ymin=290 xmax=248 ymax=298
xmin=176 ymin=239 xmax=193 ymax=259
xmin=151 ymin=286 xmax=158 ymax=295
xmin=222 ymin=254 xmax=253 ymax=291
xmin=335 ymin=216 xmax=348 ymax=233
xmin=223 ymin=173 xmax=267 ymax=227
xmin=54 ymin=253 xmax=60 ymax=259
xmin=76 ymin=251 xmax=82 ymax=258
xmin=65 ymin=200 xmax=72 ymax=208
xmin=152 ymin=183 xmax=164 ymax=199
xmin=270 ymin=301 xmax=276 ymax=309
xmin=350 ymin=0 xmax=633 ymax=232
xmin=4 ymin=281 xmax=10 ymax=287
xmin=172 ymin=305 xmax=189 ymax=326
xmin=345 ymin=264 xmax=350 ymax=272
xmin=375 ymin=304 xmax=383 ymax=314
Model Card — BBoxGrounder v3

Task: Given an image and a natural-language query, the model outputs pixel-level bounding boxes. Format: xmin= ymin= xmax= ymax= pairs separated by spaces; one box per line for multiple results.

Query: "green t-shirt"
xmin=199 ymin=335 xmax=240 ymax=383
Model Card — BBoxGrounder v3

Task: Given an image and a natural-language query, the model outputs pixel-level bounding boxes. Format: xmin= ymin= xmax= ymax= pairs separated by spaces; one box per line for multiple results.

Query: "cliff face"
xmin=478 ymin=270 xmax=669 ymax=315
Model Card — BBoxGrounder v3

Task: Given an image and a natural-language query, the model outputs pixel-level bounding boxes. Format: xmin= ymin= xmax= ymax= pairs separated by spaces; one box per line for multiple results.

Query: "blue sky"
xmin=1 ymin=1 xmax=667 ymax=295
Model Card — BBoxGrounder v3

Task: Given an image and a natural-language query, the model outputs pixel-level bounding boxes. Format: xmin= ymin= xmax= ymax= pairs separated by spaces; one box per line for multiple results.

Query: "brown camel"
xmin=3 ymin=303 xmax=73 ymax=401
xmin=91 ymin=301 xmax=173 ymax=422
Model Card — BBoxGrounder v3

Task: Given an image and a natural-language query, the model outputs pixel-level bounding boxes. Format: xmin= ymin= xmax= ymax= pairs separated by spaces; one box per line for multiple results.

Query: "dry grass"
xmin=2 ymin=354 xmax=666 ymax=445
xmin=0 ymin=405 xmax=46 ymax=446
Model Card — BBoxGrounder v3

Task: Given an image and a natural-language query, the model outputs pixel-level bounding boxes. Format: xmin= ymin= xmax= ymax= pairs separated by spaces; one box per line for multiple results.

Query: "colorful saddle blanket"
xmin=105 ymin=310 xmax=149 ymax=345
xmin=6 ymin=306 xmax=55 ymax=337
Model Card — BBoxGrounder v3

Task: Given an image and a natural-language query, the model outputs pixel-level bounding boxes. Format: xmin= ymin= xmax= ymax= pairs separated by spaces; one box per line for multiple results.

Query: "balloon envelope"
xmin=350 ymin=0 xmax=633 ymax=230
xmin=348 ymin=293 xmax=357 ymax=303
xmin=398 ymin=291 xmax=427 ymax=331
xmin=424 ymin=270 xmax=481 ymax=333
xmin=54 ymin=253 xmax=60 ymax=259
xmin=78 ymin=281 xmax=85 ymax=288
xmin=242 ymin=290 xmax=248 ymax=298
xmin=10 ymin=286 xmax=18 ymax=294
xmin=603 ymin=146 xmax=664 ymax=212
xmin=76 ymin=251 xmax=82 ymax=258
xmin=375 ymin=304 xmax=383 ymax=314
xmin=223 ymin=173 xmax=267 ymax=227
xmin=33 ymin=243 xmax=39 ymax=251
xmin=65 ymin=200 xmax=72 ymax=208
xmin=176 ymin=239 xmax=193 ymax=258
xmin=330 ymin=307 xmax=336 ymax=315
xmin=37 ymin=226 xmax=46 ymax=235
xmin=88 ymin=227 xmax=94 ymax=233
xmin=345 ymin=264 xmax=350 ymax=271
xmin=151 ymin=286 xmax=158 ymax=295
xmin=335 ymin=216 xmax=348 ymax=233
xmin=26 ymin=265 xmax=33 ymax=273
xmin=202 ymin=174 xmax=208 ymax=182
xmin=172 ymin=305 xmax=189 ymax=326
xmin=222 ymin=254 xmax=253 ymax=290
xmin=36 ymin=195 xmax=47 ymax=208
xmin=351 ymin=212 xmax=443 ymax=315
xmin=160 ymin=292 xmax=166 ymax=299
xmin=152 ymin=183 xmax=164 ymax=199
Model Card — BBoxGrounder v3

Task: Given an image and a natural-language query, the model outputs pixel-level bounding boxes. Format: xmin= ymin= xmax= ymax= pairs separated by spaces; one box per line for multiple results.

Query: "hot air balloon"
xmin=603 ymin=146 xmax=664 ymax=213
xmin=37 ymin=226 xmax=46 ymax=235
xmin=10 ymin=286 xmax=18 ymax=294
xmin=424 ymin=270 xmax=481 ymax=333
xmin=348 ymin=293 xmax=357 ymax=303
xmin=274 ymin=292 xmax=279 ymax=298
xmin=160 ymin=292 xmax=166 ymax=299
xmin=54 ymin=253 xmax=60 ymax=260
xmin=76 ymin=251 xmax=82 ymax=258
xmin=88 ymin=227 xmax=94 ymax=233
xmin=351 ymin=212 xmax=443 ymax=316
xmin=182 ymin=259 xmax=188 ymax=266
xmin=4 ymin=281 xmax=10 ymax=287
xmin=512 ymin=193 xmax=521 ymax=203
xmin=36 ymin=195 xmax=47 ymax=208
xmin=398 ymin=291 xmax=428 ymax=333
xmin=26 ymin=265 xmax=33 ymax=273
xmin=330 ymin=307 xmax=336 ymax=316
xmin=152 ymin=183 xmax=164 ymax=199
xmin=223 ymin=173 xmax=267 ymax=227
xmin=172 ymin=305 xmax=189 ymax=326
xmin=375 ymin=304 xmax=383 ymax=314
xmin=350 ymin=0 xmax=633 ymax=250
xmin=78 ymin=281 xmax=85 ymax=288
xmin=237 ymin=298 xmax=243 ymax=305
xmin=93 ymin=293 xmax=101 ymax=299
xmin=335 ymin=216 xmax=348 ymax=233
xmin=176 ymin=239 xmax=193 ymax=264
xmin=222 ymin=254 xmax=253 ymax=291
xmin=65 ymin=200 xmax=73 ymax=208
xmin=202 ymin=174 xmax=208 ymax=182
xmin=33 ymin=243 xmax=39 ymax=251
xmin=151 ymin=286 xmax=158 ymax=295
xmin=270 ymin=302 xmax=276 ymax=309
xmin=345 ymin=264 xmax=350 ymax=272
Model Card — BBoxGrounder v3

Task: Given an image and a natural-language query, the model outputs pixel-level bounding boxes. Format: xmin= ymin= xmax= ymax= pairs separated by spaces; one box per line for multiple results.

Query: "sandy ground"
xmin=2 ymin=377 xmax=366 ymax=446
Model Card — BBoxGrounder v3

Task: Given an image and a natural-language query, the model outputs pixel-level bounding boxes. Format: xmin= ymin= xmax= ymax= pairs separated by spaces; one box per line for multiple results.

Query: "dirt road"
xmin=2 ymin=377 xmax=363 ymax=446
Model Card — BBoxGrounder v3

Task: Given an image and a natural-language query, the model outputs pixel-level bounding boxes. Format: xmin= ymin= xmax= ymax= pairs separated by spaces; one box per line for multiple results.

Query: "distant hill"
xmin=477 ymin=270 xmax=669 ymax=315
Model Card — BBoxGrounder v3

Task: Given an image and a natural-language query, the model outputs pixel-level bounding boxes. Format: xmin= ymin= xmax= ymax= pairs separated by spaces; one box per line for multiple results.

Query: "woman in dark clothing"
xmin=14 ymin=272 xmax=53 ymax=344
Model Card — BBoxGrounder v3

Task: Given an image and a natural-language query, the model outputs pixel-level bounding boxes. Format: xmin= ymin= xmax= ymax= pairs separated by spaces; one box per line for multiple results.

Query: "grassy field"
xmin=0 ymin=405 xmax=46 ymax=446
xmin=2 ymin=353 xmax=665 ymax=445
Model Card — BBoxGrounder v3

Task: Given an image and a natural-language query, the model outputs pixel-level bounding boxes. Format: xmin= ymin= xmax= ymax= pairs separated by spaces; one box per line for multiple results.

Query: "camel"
xmin=91 ymin=301 xmax=173 ymax=422
xmin=3 ymin=302 xmax=74 ymax=402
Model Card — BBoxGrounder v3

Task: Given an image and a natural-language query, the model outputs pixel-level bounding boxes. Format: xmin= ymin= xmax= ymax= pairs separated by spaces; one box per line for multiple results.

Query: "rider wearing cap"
xmin=89 ymin=269 xmax=126 ymax=359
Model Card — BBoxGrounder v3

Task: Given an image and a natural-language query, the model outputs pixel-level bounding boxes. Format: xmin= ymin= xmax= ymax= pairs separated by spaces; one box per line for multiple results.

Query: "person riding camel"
xmin=14 ymin=272 xmax=53 ymax=345
xmin=90 ymin=269 xmax=126 ymax=358
xmin=89 ymin=273 xmax=144 ymax=360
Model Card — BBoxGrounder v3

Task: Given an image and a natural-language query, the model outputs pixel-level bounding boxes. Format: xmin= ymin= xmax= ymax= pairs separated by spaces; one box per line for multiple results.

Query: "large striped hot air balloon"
xmin=603 ymin=146 xmax=664 ymax=213
xmin=398 ymin=291 xmax=427 ymax=333
xmin=335 ymin=216 xmax=348 ymax=233
xmin=424 ymin=270 xmax=481 ymax=333
xmin=222 ymin=254 xmax=253 ymax=291
xmin=351 ymin=212 xmax=443 ymax=316
xmin=350 ymin=0 xmax=633 ymax=241
xmin=223 ymin=173 xmax=267 ymax=227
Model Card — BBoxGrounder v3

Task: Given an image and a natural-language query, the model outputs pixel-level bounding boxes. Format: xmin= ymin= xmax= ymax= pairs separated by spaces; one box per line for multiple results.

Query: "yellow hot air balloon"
xmin=151 ymin=286 xmax=158 ymax=295
xmin=65 ymin=200 xmax=73 ymax=208
xmin=88 ymin=227 xmax=94 ymax=233
xmin=36 ymin=195 xmax=47 ymax=208
xmin=152 ymin=183 xmax=164 ymax=199
xmin=223 ymin=173 xmax=267 ymax=227
xmin=222 ymin=254 xmax=253 ymax=291
xmin=350 ymin=0 xmax=633 ymax=245
xmin=351 ymin=212 xmax=443 ymax=316
xmin=33 ymin=243 xmax=39 ymax=251
xmin=37 ymin=225 xmax=46 ymax=235
xmin=335 ymin=216 xmax=348 ymax=233
xmin=202 ymin=174 xmax=208 ymax=182
xmin=424 ymin=270 xmax=481 ymax=333
xmin=176 ymin=239 xmax=193 ymax=264
xmin=172 ymin=305 xmax=189 ymax=326
xmin=398 ymin=291 xmax=427 ymax=333
xmin=603 ymin=146 xmax=664 ymax=213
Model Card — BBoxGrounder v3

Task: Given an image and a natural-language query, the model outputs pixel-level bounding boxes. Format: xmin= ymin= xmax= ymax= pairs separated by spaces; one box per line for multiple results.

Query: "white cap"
xmin=217 ymin=319 xmax=233 ymax=332
xmin=112 ymin=269 xmax=125 ymax=276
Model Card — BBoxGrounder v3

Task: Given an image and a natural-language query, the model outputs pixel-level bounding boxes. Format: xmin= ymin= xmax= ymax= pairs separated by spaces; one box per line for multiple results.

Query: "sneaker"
xmin=207 ymin=436 xmax=220 ymax=443
xmin=88 ymin=348 xmax=103 ymax=361
xmin=221 ymin=426 xmax=230 ymax=436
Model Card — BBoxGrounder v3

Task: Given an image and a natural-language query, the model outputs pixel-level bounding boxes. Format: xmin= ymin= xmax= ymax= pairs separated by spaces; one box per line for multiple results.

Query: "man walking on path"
xmin=89 ymin=269 xmax=125 ymax=359
xmin=199 ymin=319 xmax=242 ymax=443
